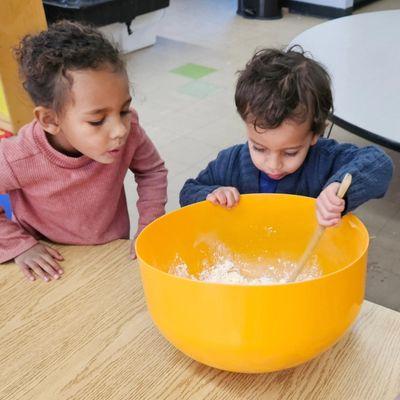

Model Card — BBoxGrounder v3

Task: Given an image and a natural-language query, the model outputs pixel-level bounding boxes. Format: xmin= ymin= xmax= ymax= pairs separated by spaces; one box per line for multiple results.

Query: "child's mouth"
xmin=107 ymin=148 xmax=121 ymax=156
xmin=268 ymin=173 xmax=285 ymax=180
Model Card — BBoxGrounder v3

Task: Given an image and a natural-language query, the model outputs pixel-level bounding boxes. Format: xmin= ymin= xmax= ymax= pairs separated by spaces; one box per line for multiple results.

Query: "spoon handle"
xmin=287 ymin=173 xmax=352 ymax=282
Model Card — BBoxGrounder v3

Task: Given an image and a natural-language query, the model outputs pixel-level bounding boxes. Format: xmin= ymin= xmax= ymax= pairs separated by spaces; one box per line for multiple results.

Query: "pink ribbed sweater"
xmin=0 ymin=111 xmax=167 ymax=263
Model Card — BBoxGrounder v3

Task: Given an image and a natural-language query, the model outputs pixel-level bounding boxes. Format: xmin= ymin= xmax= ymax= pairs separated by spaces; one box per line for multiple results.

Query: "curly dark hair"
xmin=14 ymin=20 xmax=125 ymax=112
xmin=235 ymin=46 xmax=333 ymax=135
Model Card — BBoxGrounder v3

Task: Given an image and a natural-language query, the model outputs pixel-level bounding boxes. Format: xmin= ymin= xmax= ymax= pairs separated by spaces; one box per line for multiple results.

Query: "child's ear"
xmin=310 ymin=133 xmax=319 ymax=146
xmin=34 ymin=106 xmax=61 ymax=135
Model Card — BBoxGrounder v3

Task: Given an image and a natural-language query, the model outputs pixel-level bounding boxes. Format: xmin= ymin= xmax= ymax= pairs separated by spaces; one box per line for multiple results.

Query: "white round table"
xmin=290 ymin=10 xmax=400 ymax=151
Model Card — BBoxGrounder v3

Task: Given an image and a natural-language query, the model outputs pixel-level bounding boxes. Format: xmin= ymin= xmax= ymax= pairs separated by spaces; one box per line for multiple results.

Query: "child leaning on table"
xmin=0 ymin=21 xmax=167 ymax=282
xmin=180 ymin=47 xmax=393 ymax=224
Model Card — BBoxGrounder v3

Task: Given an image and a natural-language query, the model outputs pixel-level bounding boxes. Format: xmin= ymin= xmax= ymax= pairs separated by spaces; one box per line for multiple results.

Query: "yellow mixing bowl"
xmin=136 ymin=194 xmax=368 ymax=373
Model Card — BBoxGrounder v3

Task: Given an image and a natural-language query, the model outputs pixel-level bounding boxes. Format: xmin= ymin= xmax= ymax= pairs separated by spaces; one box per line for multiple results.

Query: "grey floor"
xmin=123 ymin=0 xmax=400 ymax=311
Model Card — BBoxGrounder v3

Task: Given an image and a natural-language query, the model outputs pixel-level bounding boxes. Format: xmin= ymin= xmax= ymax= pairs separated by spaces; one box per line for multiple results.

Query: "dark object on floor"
xmin=237 ymin=0 xmax=282 ymax=20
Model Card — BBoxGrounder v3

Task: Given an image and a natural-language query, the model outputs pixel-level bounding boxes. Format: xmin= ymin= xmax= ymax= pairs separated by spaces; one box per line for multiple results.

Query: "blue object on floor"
xmin=0 ymin=194 xmax=12 ymax=220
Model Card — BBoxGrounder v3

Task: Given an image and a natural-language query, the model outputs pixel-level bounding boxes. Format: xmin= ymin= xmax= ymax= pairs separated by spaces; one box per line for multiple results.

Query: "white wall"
xmin=289 ymin=0 xmax=353 ymax=8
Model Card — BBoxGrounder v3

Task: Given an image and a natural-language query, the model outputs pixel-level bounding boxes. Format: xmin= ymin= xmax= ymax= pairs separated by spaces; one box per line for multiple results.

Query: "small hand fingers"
xmin=38 ymin=256 xmax=62 ymax=279
xmin=325 ymin=218 xmax=340 ymax=227
xmin=318 ymin=205 xmax=341 ymax=221
xmin=232 ymin=188 xmax=240 ymax=204
xmin=19 ymin=264 xmax=36 ymax=282
xmin=317 ymin=195 xmax=344 ymax=215
xmin=215 ymin=191 xmax=227 ymax=206
xmin=42 ymin=253 xmax=63 ymax=272
xmin=206 ymin=193 xmax=218 ymax=204
xmin=130 ymin=242 xmax=137 ymax=260
xmin=316 ymin=208 xmax=340 ymax=227
xmin=26 ymin=262 xmax=51 ymax=282
xmin=225 ymin=190 xmax=237 ymax=208
xmin=316 ymin=208 xmax=324 ymax=226
xmin=323 ymin=202 xmax=344 ymax=214
xmin=326 ymin=189 xmax=345 ymax=207
xmin=45 ymin=246 xmax=64 ymax=261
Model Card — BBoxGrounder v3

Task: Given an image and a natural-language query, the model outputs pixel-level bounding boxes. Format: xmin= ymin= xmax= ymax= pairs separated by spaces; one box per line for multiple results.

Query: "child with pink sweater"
xmin=0 ymin=21 xmax=167 ymax=282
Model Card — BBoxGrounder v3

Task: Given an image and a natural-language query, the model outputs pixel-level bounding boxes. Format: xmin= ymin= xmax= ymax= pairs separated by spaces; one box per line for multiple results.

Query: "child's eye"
xmin=88 ymin=119 xmax=105 ymax=126
xmin=121 ymin=109 xmax=131 ymax=117
xmin=285 ymin=152 xmax=299 ymax=157
xmin=252 ymin=145 xmax=265 ymax=153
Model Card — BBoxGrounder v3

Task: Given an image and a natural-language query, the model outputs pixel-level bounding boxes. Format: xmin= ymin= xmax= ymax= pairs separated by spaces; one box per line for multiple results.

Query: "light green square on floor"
xmin=178 ymin=80 xmax=219 ymax=99
xmin=170 ymin=63 xmax=217 ymax=79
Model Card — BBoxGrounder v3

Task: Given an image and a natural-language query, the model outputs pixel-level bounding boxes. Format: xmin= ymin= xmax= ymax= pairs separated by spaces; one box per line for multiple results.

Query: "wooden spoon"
xmin=286 ymin=173 xmax=352 ymax=282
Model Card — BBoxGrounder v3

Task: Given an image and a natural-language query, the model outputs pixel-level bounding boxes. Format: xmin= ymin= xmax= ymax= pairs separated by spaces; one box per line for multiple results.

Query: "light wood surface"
xmin=1 ymin=240 xmax=399 ymax=400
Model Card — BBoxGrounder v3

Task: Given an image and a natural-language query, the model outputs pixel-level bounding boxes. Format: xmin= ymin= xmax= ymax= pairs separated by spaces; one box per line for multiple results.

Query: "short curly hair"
xmin=235 ymin=46 xmax=333 ymax=135
xmin=14 ymin=20 xmax=125 ymax=112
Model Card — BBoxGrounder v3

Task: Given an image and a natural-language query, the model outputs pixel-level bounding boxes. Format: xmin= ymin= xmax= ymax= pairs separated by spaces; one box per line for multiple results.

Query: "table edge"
xmin=330 ymin=115 xmax=400 ymax=152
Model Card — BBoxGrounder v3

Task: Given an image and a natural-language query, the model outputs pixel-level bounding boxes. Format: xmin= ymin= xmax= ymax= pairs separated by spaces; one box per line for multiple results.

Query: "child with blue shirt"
xmin=179 ymin=47 xmax=393 ymax=227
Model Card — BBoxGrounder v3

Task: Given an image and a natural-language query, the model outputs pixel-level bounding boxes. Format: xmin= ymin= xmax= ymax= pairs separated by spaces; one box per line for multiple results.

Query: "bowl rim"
xmin=135 ymin=193 xmax=369 ymax=287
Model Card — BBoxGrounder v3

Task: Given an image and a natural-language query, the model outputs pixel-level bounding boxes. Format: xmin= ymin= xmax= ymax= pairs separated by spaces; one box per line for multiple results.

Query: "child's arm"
xmin=0 ymin=149 xmax=63 ymax=281
xmin=179 ymin=162 xmax=223 ymax=207
xmin=0 ymin=149 xmax=38 ymax=263
xmin=316 ymin=140 xmax=393 ymax=225
xmin=129 ymin=124 xmax=168 ymax=247
xmin=0 ymin=209 xmax=38 ymax=263
xmin=180 ymin=146 xmax=240 ymax=207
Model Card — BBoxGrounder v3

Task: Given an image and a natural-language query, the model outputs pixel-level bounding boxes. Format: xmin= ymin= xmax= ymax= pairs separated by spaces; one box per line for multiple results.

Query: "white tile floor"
xmin=124 ymin=0 xmax=400 ymax=310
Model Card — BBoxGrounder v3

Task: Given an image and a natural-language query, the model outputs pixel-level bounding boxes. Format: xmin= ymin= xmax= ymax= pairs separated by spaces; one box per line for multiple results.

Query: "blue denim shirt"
xmin=259 ymin=172 xmax=278 ymax=193
xmin=179 ymin=138 xmax=393 ymax=212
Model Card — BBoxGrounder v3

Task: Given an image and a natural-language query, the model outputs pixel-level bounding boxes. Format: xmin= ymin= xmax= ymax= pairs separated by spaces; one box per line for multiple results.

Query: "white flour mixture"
xmin=169 ymin=255 xmax=321 ymax=285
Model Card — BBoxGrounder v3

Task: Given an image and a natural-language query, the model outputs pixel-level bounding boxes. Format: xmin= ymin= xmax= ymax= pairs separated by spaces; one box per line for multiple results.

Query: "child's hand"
xmin=206 ymin=187 xmax=240 ymax=208
xmin=130 ymin=239 xmax=137 ymax=260
xmin=316 ymin=182 xmax=345 ymax=227
xmin=14 ymin=244 xmax=64 ymax=282
xmin=130 ymin=227 xmax=143 ymax=260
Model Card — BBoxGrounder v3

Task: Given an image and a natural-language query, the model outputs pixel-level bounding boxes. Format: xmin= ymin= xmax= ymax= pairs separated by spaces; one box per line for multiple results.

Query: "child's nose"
xmin=268 ymin=155 xmax=282 ymax=171
xmin=111 ymin=121 xmax=127 ymax=140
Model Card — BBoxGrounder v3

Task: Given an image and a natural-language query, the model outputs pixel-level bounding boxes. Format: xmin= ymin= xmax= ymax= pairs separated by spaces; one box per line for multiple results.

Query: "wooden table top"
xmin=1 ymin=240 xmax=399 ymax=400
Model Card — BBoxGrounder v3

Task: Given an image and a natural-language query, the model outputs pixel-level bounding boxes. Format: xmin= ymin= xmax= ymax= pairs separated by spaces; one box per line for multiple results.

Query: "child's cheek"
xmin=250 ymin=150 xmax=263 ymax=168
